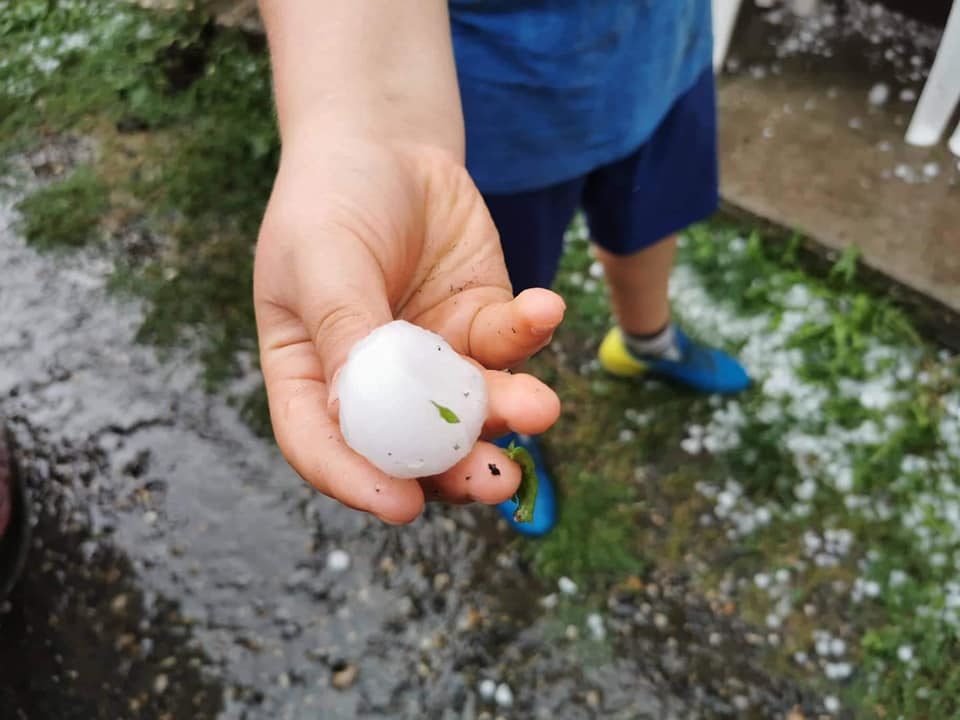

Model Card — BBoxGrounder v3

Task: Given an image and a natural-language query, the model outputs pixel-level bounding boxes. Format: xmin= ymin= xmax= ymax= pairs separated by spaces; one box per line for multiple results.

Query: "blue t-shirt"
xmin=449 ymin=0 xmax=713 ymax=193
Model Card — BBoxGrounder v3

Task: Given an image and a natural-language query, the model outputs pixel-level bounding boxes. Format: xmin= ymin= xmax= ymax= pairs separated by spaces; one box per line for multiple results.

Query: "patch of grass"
xmin=524 ymin=216 xmax=960 ymax=717
xmin=527 ymin=467 xmax=643 ymax=584
xmin=15 ymin=166 xmax=109 ymax=250
xmin=4 ymin=0 xmax=277 ymax=393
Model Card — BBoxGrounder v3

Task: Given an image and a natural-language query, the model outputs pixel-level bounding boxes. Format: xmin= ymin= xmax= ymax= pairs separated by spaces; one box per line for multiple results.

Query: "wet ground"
xmin=718 ymin=0 xmax=960 ymax=314
xmin=0 ymin=157 xmax=819 ymax=719
xmin=6 ymin=2 xmax=958 ymax=716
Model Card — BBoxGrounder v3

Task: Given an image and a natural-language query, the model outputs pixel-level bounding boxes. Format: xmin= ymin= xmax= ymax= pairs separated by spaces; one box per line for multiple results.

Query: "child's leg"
xmin=594 ymin=236 xmax=676 ymax=336
xmin=582 ymin=67 xmax=718 ymax=331
xmin=583 ymin=69 xmax=749 ymax=393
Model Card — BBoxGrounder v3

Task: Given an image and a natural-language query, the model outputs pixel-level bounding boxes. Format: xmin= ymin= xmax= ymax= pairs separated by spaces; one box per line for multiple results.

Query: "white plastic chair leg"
xmin=949 ymin=121 xmax=960 ymax=157
xmin=906 ymin=0 xmax=960 ymax=147
xmin=712 ymin=0 xmax=743 ymax=72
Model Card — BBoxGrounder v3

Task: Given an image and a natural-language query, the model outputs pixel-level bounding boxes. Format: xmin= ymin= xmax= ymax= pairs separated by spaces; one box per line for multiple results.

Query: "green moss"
xmin=5 ymin=0 xmax=277 ymax=391
xmin=16 ymin=166 xmax=109 ymax=250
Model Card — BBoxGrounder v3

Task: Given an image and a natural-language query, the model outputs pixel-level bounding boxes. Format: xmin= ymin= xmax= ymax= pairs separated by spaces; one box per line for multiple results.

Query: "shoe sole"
xmin=0 ymin=430 xmax=30 ymax=599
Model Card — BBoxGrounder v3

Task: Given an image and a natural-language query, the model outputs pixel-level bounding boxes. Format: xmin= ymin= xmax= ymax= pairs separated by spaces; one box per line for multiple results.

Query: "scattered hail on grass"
xmin=663 ymin=230 xmax=960 ymax=711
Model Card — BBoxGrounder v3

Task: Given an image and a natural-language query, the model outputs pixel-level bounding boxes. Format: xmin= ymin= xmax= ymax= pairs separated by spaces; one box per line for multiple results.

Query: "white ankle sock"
xmin=623 ymin=324 xmax=681 ymax=362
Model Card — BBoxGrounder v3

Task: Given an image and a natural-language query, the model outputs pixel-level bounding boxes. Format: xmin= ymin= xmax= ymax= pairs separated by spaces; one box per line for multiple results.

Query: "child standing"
xmin=254 ymin=1 xmax=749 ymax=532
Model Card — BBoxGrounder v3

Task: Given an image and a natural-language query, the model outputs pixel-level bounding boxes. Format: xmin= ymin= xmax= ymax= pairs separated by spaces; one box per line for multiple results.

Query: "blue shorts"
xmin=483 ymin=68 xmax=718 ymax=294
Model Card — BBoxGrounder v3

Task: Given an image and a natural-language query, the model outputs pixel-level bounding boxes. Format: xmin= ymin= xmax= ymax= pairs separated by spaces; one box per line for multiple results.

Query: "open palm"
xmin=254 ymin=139 xmax=565 ymax=523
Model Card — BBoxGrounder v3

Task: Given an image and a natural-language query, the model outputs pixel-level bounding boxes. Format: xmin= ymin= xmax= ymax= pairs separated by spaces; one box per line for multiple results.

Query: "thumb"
xmin=294 ymin=237 xmax=393 ymax=392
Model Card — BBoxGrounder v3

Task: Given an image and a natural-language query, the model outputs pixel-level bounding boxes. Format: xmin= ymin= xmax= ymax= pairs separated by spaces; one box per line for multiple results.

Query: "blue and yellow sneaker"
xmin=493 ymin=432 xmax=557 ymax=537
xmin=598 ymin=324 xmax=751 ymax=394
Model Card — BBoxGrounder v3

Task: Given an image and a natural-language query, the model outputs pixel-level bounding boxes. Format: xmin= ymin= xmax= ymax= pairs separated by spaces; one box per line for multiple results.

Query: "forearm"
xmin=258 ymin=0 xmax=464 ymax=158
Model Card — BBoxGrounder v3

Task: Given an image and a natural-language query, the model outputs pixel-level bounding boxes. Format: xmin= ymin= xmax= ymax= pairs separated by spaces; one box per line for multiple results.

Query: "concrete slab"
xmin=717 ymin=0 xmax=960 ymax=314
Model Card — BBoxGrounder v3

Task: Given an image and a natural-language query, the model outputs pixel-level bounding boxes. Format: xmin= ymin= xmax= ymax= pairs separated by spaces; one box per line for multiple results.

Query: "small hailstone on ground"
xmin=478 ymin=679 xmax=496 ymax=700
xmin=815 ymin=635 xmax=831 ymax=656
xmin=754 ymin=573 xmax=771 ymax=589
xmin=894 ymin=163 xmax=916 ymax=183
xmin=588 ymin=261 xmax=605 ymax=279
xmin=153 ymin=674 xmax=169 ymax=694
xmin=923 ymin=162 xmax=940 ymax=179
xmin=326 ymin=549 xmax=351 ymax=572
xmin=540 ymin=593 xmax=558 ymax=610
xmin=795 ymin=479 xmax=817 ymax=501
xmin=897 ymin=645 xmax=914 ymax=662
xmin=830 ymin=638 xmax=846 ymax=656
xmin=889 ymin=570 xmax=908 ymax=587
xmin=582 ymin=278 xmax=598 ymax=293
xmin=824 ymin=696 xmax=840 ymax=713
xmin=899 ymin=87 xmax=917 ymax=102
xmin=618 ymin=428 xmax=635 ymax=443
xmin=337 ymin=320 xmax=487 ymax=478
xmin=558 ymin=576 xmax=578 ymax=595
xmin=868 ymin=82 xmax=889 ymax=105
xmin=824 ymin=662 xmax=853 ymax=680
xmin=833 ymin=466 xmax=854 ymax=493
xmin=494 ymin=683 xmax=514 ymax=708
xmin=586 ymin=613 xmax=606 ymax=640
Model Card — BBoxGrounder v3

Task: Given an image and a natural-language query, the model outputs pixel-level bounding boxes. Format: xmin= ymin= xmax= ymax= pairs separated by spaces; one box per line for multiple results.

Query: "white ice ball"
xmin=336 ymin=320 xmax=487 ymax=478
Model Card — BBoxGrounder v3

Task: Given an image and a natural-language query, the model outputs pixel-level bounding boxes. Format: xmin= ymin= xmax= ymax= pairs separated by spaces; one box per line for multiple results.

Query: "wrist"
xmin=279 ymin=107 xmax=464 ymax=170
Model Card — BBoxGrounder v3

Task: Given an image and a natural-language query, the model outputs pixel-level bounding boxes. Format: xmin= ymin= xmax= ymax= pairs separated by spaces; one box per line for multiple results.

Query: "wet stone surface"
xmin=718 ymin=0 xmax=960 ymax=314
xmin=0 ymin=185 xmax=817 ymax=718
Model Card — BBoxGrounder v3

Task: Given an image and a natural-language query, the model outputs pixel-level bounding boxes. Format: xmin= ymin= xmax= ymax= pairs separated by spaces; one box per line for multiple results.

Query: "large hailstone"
xmin=336 ymin=320 xmax=487 ymax=478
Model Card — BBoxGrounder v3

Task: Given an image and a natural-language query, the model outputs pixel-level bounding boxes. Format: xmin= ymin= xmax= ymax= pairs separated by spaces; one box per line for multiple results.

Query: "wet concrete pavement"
xmin=718 ymin=0 xmax=960 ymax=314
xmin=0 ymin=163 xmax=818 ymax=719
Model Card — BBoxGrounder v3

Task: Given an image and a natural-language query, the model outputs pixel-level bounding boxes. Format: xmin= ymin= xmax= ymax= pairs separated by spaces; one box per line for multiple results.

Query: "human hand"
xmin=254 ymin=135 xmax=565 ymax=523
